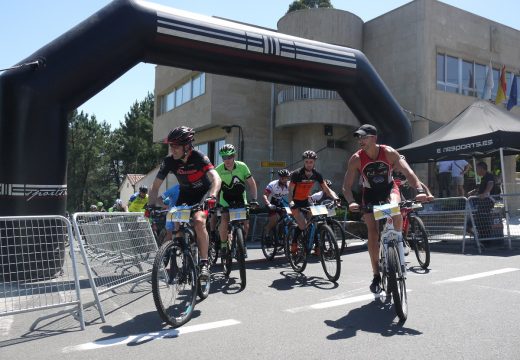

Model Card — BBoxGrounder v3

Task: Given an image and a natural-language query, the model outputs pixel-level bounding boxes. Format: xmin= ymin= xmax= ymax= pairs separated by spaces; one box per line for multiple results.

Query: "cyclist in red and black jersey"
xmin=342 ymin=124 xmax=427 ymax=293
xmin=289 ymin=150 xmax=339 ymax=254
xmin=148 ymin=126 xmax=221 ymax=280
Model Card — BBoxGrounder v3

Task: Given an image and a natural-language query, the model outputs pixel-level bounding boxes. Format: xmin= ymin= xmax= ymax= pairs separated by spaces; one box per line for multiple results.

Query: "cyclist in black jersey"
xmin=148 ymin=126 xmax=221 ymax=280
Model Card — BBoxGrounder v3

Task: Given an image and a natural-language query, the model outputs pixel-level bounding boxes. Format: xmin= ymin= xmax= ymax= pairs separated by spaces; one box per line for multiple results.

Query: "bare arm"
xmin=288 ymin=182 xmax=296 ymax=204
xmin=246 ymin=176 xmax=258 ymax=201
xmin=206 ymin=169 xmax=221 ymax=198
xmin=342 ymin=154 xmax=360 ymax=205
xmin=148 ymin=177 xmax=165 ymax=206
xmin=263 ymin=189 xmax=271 ymax=206
xmin=320 ymin=182 xmax=339 ymax=200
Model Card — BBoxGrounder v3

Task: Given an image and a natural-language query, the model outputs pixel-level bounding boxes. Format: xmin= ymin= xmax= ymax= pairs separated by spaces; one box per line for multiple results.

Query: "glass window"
xmin=214 ymin=139 xmax=225 ymax=166
xmin=492 ymin=68 xmax=500 ymax=98
xmin=446 ymin=56 xmax=459 ymax=86
xmin=474 ymin=63 xmax=486 ymax=98
xmin=165 ymin=91 xmax=175 ymax=112
xmin=462 ymin=60 xmax=475 ymax=96
xmin=182 ymin=82 xmax=191 ymax=104
xmin=192 ymin=75 xmax=201 ymax=98
xmin=200 ymin=73 xmax=206 ymax=95
xmin=175 ymin=86 xmax=183 ymax=107
xmin=436 ymin=54 xmax=445 ymax=83
xmin=195 ymin=143 xmax=208 ymax=157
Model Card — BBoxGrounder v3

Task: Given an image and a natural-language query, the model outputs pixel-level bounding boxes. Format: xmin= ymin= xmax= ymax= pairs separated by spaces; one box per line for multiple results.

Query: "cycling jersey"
xmin=310 ymin=191 xmax=334 ymax=205
xmin=156 ymin=150 xmax=214 ymax=206
xmin=215 ymin=161 xmax=251 ymax=207
xmin=264 ymin=179 xmax=289 ymax=206
xmin=290 ymin=167 xmax=324 ymax=201
xmin=128 ymin=193 xmax=148 ymax=212
xmin=357 ymin=145 xmax=398 ymax=211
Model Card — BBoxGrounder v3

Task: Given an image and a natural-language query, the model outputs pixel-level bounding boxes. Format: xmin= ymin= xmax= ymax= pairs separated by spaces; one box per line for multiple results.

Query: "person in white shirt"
xmin=451 ymin=159 xmax=470 ymax=196
xmin=262 ymin=169 xmax=291 ymax=235
xmin=437 ymin=160 xmax=452 ymax=197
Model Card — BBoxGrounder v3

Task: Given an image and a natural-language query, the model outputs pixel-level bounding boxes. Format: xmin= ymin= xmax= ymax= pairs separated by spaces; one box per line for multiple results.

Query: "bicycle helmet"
xmin=278 ymin=169 xmax=291 ymax=177
xmin=139 ymin=185 xmax=148 ymax=193
xmin=219 ymin=144 xmax=236 ymax=157
xmin=324 ymin=179 xmax=332 ymax=186
xmin=302 ymin=150 xmax=318 ymax=160
xmin=115 ymin=199 xmax=123 ymax=206
xmin=90 ymin=204 xmax=98 ymax=211
xmin=166 ymin=126 xmax=195 ymax=145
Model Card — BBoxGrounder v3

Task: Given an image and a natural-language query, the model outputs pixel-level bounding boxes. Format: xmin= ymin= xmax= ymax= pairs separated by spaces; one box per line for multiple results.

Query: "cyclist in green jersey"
xmin=128 ymin=185 xmax=149 ymax=212
xmin=215 ymin=144 xmax=259 ymax=253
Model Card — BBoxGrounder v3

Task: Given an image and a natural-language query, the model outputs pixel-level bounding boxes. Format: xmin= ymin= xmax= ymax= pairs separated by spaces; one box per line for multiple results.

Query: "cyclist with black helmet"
xmin=148 ymin=126 xmax=221 ymax=280
xmin=128 ymin=185 xmax=149 ymax=212
xmin=215 ymin=144 xmax=258 ymax=254
xmin=262 ymin=168 xmax=291 ymax=235
xmin=289 ymin=150 xmax=339 ymax=254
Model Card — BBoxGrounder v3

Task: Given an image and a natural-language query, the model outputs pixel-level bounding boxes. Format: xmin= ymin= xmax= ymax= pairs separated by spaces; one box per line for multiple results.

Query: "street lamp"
xmin=221 ymin=124 xmax=244 ymax=160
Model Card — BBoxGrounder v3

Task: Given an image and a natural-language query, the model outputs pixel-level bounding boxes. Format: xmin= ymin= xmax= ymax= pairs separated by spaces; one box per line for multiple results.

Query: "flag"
xmin=495 ymin=65 xmax=507 ymax=104
xmin=506 ymin=75 xmax=517 ymax=111
xmin=481 ymin=61 xmax=494 ymax=100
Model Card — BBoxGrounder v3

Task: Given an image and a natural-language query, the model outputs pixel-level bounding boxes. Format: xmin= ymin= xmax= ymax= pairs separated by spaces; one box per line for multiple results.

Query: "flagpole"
xmin=499 ymin=147 xmax=512 ymax=249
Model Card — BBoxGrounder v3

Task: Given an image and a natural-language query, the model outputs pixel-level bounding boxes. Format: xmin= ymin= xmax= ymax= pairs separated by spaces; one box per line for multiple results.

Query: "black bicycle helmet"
xmin=139 ymin=185 xmax=148 ymax=193
xmin=278 ymin=169 xmax=291 ymax=177
xmin=166 ymin=126 xmax=195 ymax=145
xmin=302 ymin=150 xmax=318 ymax=160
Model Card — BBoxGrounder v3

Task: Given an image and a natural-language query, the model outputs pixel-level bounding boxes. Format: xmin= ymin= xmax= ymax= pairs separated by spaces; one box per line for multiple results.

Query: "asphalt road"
xmin=2 ymin=241 xmax=520 ymax=360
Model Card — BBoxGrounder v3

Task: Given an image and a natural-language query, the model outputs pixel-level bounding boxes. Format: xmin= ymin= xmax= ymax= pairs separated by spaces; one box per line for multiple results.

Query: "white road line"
xmin=62 ymin=319 xmax=240 ymax=352
xmin=434 ymin=268 xmax=520 ymax=284
xmin=0 ymin=316 xmax=14 ymax=337
xmin=285 ymin=290 xmax=412 ymax=313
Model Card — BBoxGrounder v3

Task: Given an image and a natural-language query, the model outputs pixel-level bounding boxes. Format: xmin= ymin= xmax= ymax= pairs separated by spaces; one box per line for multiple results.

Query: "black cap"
xmin=353 ymin=124 xmax=377 ymax=137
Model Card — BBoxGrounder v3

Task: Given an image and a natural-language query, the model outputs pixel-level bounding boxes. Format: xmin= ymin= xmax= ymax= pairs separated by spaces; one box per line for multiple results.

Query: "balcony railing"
xmin=277 ymin=86 xmax=342 ymax=104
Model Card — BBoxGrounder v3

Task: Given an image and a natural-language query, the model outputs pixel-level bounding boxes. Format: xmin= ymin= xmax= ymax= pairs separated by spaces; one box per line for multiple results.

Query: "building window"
xmin=157 ymin=73 xmax=206 ymax=115
xmin=436 ymin=53 xmax=515 ymax=100
xmin=194 ymin=138 xmax=225 ymax=166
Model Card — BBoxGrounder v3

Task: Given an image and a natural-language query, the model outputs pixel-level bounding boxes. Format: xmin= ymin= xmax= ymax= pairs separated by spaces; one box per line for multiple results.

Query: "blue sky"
xmin=1 ymin=0 xmax=518 ymax=129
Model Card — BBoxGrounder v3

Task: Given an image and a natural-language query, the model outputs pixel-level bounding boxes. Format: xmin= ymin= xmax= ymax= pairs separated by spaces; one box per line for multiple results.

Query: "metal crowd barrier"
xmin=72 ymin=212 xmax=158 ymax=322
xmin=417 ymin=194 xmax=520 ymax=253
xmin=0 ymin=215 xmax=85 ymax=330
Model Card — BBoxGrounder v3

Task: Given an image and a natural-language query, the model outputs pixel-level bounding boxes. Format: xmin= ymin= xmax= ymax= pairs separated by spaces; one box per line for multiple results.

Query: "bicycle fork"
xmin=382 ymin=230 xmax=407 ymax=277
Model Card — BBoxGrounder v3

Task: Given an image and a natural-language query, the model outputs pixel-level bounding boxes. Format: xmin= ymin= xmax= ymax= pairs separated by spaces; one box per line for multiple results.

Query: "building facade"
xmin=153 ymin=0 xmax=520 ymax=196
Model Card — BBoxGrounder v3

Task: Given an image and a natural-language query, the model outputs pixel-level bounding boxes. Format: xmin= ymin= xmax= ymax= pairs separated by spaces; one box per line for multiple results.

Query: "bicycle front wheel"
xmin=387 ymin=244 xmax=408 ymax=322
xmin=235 ymin=227 xmax=247 ymax=290
xmin=319 ymin=224 xmax=341 ymax=282
xmin=286 ymin=229 xmax=307 ymax=273
xmin=408 ymin=216 xmax=430 ymax=269
xmin=328 ymin=219 xmax=347 ymax=255
xmin=260 ymin=226 xmax=277 ymax=261
xmin=152 ymin=241 xmax=197 ymax=328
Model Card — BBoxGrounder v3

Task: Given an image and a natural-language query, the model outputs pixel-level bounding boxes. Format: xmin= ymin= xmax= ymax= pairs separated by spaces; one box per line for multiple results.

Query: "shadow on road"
xmin=269 ymin=270 xmax=338 ymax=291
xmin=324 ymin=298 xmax=422 ymax=339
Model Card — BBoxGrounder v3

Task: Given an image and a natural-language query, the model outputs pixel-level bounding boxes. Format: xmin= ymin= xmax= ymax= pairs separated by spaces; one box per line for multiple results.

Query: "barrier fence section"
xmin=0 ymin=215 xmax=85 ymax=330
xmin=72 ymin=212 xmax=158 ymax=322
xmin=417 ymin=193 xmax=520 ymax=253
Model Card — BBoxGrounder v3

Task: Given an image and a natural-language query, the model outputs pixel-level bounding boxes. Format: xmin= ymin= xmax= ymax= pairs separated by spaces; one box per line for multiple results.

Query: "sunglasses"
xmin=222 ymin=155 xmax=234 ymax=160
xmin=357 ymin=135 xmax=375 ymax=140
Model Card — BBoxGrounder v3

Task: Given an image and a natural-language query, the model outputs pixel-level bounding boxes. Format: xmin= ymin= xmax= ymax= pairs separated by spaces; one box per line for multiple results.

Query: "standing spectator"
xmin=437 ymin=160 xmax=452 ymax=197
xmin=467 ymin=161 xmax=496 ymax=240
xmin=451 ymin=159 xmax=470 ymax=197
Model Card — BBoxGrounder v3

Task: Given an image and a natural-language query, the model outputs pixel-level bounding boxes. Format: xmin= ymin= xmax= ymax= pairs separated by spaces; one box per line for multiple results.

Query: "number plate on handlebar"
xmin=373 ymin=203 xmax=400 ymax=220
xmin=309 ymin=205 xmax=328 ymax=216
xmin=167 ymin=207 xmax=191 ymax=223
xmin=229 ymin=208 xmax=248 ymax=221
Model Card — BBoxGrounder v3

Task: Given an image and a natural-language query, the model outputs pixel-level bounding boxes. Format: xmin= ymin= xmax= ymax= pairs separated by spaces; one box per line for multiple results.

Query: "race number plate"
xmin=327 ymin=208 xmax=336 ymax=217
xmin=310 ymin=205 xmax=328 ymax=216
xmin=167 ymin=207 xmax=191 ymax=223
xmin=229 ymin=208 xmax=248 ymax=221
xmin=373 ymin=203 xmax=400 ymax=221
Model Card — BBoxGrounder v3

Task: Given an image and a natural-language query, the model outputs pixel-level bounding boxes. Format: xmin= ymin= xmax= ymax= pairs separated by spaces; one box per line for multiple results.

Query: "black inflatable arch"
xmin=0 ymin=0 xmax=410 ymax=216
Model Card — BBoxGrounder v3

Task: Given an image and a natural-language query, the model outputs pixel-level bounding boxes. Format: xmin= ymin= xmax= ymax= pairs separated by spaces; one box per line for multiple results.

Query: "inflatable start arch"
xmin=0 ymin=0 xmax=410 ymax=216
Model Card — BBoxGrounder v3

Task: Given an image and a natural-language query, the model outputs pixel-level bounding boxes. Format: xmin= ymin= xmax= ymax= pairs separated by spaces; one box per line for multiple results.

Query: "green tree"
xmin=287 ymin=0 xmax=333 ymax=13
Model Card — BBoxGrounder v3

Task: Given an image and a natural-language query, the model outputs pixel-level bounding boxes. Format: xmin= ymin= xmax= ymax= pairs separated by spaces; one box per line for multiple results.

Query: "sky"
xmin=1 ymin=0 xmax=518 ymax=130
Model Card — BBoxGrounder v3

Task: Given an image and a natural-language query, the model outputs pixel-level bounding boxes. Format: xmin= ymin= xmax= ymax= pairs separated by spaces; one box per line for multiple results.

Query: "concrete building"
xmin=153 ymin=0 xmax=520 ymax=196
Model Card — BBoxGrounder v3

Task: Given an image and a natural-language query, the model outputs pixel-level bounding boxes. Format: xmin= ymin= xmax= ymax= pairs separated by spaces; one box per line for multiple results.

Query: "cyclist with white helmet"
xmin=288 ymin=150 xmax=339 ymax=254
xmin=262 ymin=168 xmax=291 ymax=236
xmin=310 ymin=179 xmax=339 ymax=205
xmin=108 ymin=199 xmax=127 ymax=212
xmin=148 ymin=126 xmax=221 ymax=280
xmin=215 ymin=144 xmax=258 ymax=255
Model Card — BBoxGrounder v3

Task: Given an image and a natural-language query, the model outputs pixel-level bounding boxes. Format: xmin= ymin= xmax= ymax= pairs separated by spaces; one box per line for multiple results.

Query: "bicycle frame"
xmin=373 ymin=203 xmax=406 ymax=275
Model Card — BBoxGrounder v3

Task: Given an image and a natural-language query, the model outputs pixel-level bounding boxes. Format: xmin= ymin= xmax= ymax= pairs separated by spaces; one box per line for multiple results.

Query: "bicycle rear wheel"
xmin=286 ymin=230 xmax=307 ymax=273
xmin=318 ymin=224 xmax=341 ymax=282
xmin=387 ymin=244 xmax=408 ymax=322
xmin=260 ymin=226 xmax=277 ymax=261
xmin=328 ymin=219 xmax=347 ymax=255
xmin=152 ymin=241 xmax=197 ymax=328
xmin=408 ymin=216 xmax=430 ymax=269
xmin=235 ymin=227 xmax=247 ymax=289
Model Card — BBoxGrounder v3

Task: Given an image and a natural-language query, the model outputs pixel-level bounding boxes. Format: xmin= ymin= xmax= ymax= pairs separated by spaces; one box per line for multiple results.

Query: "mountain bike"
xmin=286 ymin=204 xmax=341 ymax=282
xmin=372 ymin=202 xmax=408 ymax=322
xmin=260 ymin=206 xmax=296 ymax=261
xmin=151 ymin=204 xmax=210 ymax=328
xmin=401 ymin=200 xmax=430 ymax=269
xmin=221 ymin=204 xmax=249 ymax=290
